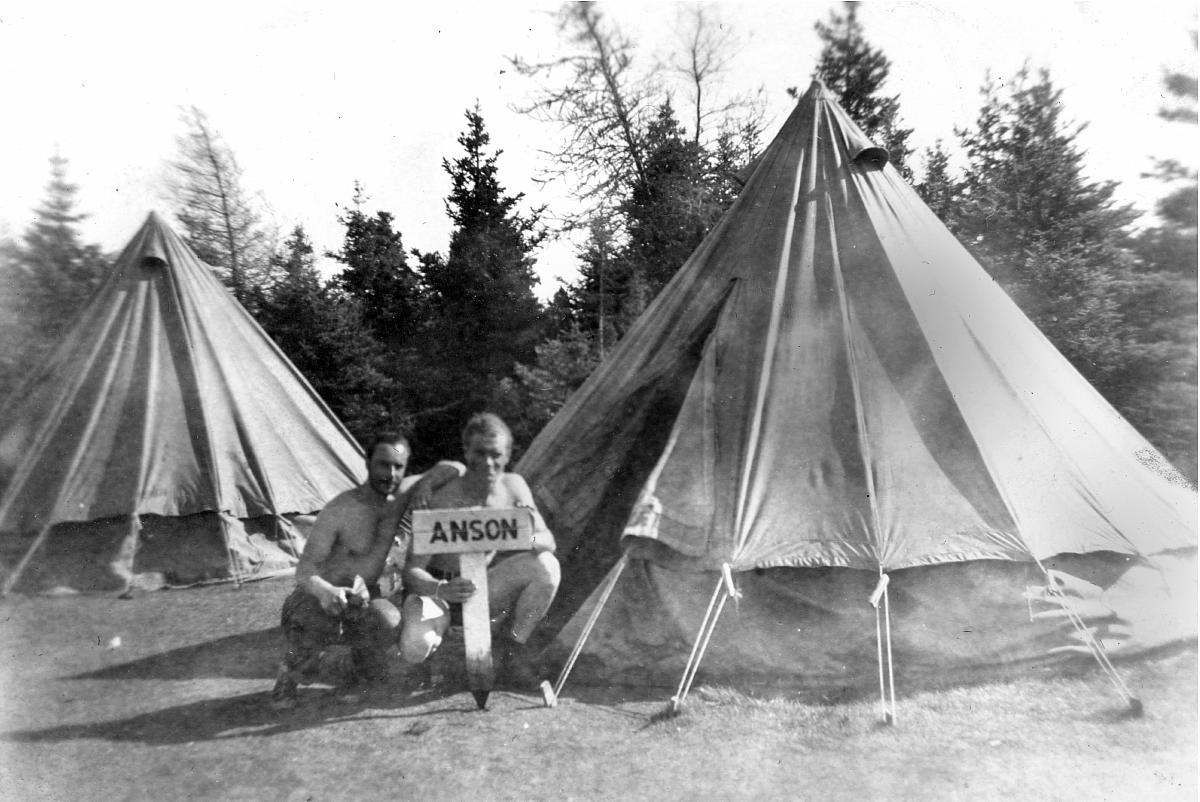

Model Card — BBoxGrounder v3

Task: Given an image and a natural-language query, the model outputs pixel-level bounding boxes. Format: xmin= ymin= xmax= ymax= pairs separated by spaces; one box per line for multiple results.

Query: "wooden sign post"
xmin=411 ymin=507 xmax=535 ymax=710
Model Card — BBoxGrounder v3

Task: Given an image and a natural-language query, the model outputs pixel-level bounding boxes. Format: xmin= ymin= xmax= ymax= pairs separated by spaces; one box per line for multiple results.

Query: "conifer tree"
xmin=1135 ymin=36 xmax=1197 ymax=277
xmin=565 ymin=215 xmax=622 ymax=353
xmin=491 ymin=323 xmax=602 ymax=454
xmin=328 ymin=183 xmax=424 ymax=348
xmin=1123 ymin=44 xmax=1198 ymax=478
xmin=511 ymin=3 xmax=651 ymax=209
xmin=914 ymin=141 xmax=959 ymax=226
xmin=623 ymin=100 xmax=714 ymax=293
xmin=412 ymin=106 xmax=546 ymax=457
xmin=422 ymin=106 xmax=545 ymax=379
xmin=0 ymin=154 xmax=109 ymax=401
xmin=11 ymin=153 xmax=109 ymax=326
xmin=513 ymin=4 xmax=760 ymax=349
xmin=954 ymin=67 xmax=1145 ymax=410
xmin=170 ymin=106 xmax=274 ymax=303
xmin=813 ymin=2 xmax=914 ymax=179
xmin=256 ymin=225 xmax=407 ymax=442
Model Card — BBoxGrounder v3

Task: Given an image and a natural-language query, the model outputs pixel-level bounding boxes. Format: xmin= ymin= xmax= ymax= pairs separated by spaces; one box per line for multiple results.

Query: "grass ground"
xmin=0 ymin=577 xmax=1194 ymax=801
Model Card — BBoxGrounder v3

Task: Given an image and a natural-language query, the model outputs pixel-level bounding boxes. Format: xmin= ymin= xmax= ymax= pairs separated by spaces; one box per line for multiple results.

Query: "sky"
xmin=0 ymin=1 xmax=1195 ymax=300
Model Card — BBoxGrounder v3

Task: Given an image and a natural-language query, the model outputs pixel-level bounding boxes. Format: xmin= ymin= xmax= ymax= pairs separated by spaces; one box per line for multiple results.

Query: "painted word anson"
xmin=411 ymin=507 xmax=535 ymax=555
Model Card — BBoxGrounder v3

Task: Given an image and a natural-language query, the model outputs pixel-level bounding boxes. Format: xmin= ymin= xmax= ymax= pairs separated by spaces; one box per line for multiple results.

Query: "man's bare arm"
xmin=402 ymin=552 xmax=476 ymax=603
xmin=400 ymin=460 xmax=467 ymax=509
xmin=507 ymin=474 xmax=556 ymax=554
xmin=296 ymin=502 xmax=356 ymax=613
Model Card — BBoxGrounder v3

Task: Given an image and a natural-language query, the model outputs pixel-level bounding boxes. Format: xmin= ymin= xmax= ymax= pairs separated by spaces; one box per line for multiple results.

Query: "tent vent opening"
xmin=853 ymin=146 xmax=890 ymax=169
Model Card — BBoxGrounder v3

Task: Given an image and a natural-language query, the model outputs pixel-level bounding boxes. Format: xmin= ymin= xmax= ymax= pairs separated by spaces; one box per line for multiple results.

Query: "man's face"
xmin=366 ymin=442 xmax=409 ymax=498
xmin=464 ymin=431 xmax=510 ymax=488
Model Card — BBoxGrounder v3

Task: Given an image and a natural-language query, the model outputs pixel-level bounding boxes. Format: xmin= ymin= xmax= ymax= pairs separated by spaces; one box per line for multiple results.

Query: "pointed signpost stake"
xmin=411 ymin=507 xmax=536 ymax=711
xmin=459 ymin=551 xmax=494 ymax=708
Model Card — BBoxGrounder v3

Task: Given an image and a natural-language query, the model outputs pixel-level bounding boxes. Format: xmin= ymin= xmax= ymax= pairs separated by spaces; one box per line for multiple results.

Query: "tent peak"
xmin=789 ymin=80 xmax=890 ymax=168
xmin=131 ymin=213 xmax=173 ymax=267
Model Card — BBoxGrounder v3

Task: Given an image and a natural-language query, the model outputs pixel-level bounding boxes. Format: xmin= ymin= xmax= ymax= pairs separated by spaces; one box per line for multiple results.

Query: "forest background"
xmin=1 ymin=2 xmax=1195 ymax=480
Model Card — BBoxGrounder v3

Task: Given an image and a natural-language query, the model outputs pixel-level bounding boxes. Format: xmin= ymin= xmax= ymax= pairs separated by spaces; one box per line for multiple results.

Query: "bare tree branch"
xmin=168 ymin=106 xmax=276 ymax=300
xmin=509 ymin=4 xmax=650 ymax=213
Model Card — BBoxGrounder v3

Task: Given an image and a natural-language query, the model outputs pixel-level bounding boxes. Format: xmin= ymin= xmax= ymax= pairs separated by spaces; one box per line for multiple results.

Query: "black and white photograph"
xmin=0 ymin=2 xmax=1195 ymax=799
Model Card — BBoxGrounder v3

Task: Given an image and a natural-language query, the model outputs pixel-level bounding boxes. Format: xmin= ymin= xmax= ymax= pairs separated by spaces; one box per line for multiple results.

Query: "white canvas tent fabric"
xmin=518 ymin=82 xmax=1197 ymax=691
xmin=0 ymin=213 xmax=365 ymax=593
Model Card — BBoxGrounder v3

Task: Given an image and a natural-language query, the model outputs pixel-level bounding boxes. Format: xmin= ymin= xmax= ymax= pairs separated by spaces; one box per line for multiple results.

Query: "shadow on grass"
xmin=2 ymin=685 xmax=472 ymax=746
xmin=69 ymin=628 xmax=282 ymax=681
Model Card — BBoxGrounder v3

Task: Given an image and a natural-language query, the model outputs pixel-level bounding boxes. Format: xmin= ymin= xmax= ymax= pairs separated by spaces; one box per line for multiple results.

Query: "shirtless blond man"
xmin=271 ymin=433 xmax=458 ymax=708
xmin=400 ymin=413 xmax=560 ymax=688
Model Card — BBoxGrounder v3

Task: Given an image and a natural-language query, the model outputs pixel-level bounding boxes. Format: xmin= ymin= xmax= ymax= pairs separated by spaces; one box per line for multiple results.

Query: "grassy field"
xmin=0 ymin=576 xmax=1194 ymax=801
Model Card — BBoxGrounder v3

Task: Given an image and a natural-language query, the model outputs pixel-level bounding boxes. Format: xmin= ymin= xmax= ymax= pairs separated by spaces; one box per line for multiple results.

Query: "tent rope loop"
xmin=218 ymin=512 xmax=245 ymax=588
xmin=721 ymin=562 xmax=742 ymax=613
xmin=869 ymin=572 xmax=897 ymax=725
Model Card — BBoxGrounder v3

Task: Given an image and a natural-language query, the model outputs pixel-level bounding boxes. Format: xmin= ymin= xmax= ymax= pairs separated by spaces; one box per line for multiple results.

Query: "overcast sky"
xmin=0 ymin=1 xmax=1194 ymax=298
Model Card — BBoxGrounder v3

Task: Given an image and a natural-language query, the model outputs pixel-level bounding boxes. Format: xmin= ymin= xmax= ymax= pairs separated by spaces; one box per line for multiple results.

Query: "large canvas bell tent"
xmin=520 ymin=82 xmax=1197 ymax=697
xmin=0 ymin=213 xmax=364 ymax=594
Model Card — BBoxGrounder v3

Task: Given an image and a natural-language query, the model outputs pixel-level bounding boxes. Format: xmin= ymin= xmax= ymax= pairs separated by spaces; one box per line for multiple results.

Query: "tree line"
xmin=1 ymin=4 xmax=1194 ymax=479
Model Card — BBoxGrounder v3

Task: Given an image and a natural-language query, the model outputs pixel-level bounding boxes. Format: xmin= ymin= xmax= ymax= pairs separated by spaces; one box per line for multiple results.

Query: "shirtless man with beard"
xmin=271 ymin=433 xmax=459 ymax=708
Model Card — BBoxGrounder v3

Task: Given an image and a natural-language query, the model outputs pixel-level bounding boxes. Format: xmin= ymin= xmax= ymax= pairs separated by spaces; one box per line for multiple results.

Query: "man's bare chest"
xmin=332 ymin=503 xmax=387 ymax=557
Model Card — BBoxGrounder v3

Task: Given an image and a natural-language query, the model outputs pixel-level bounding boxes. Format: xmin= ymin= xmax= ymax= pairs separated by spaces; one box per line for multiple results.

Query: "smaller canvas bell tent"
xmin=519 ymin=82 xmax=1197 ymax=705
xmin=0 ymin=213 xmax=365 ymax=594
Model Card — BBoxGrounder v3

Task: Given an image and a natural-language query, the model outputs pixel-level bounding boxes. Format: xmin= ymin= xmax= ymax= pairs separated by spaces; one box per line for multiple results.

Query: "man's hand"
xmin=439 ymin=577 xmax=476 ymax=604
xmin=317 ymin=583 xmax=352 ymax=615
xmin=349 ymin=575 xmax=370 ymax=608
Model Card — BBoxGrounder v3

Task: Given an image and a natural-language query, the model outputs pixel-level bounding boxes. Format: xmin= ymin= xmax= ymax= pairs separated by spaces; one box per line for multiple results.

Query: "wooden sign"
xmin=410 ymin=507 xmax=536 ymax=709
xmin=411 ymin=507 xmax=535 ymax=554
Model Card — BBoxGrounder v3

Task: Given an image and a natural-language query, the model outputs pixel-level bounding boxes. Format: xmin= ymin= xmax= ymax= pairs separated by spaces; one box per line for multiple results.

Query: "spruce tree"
xmin=12 ymin=154 xmax=108 ymax=328
xmin=0 ymin=154 xmax=109 ymax=401
xmin=565 ymin=214 xmax=623 ymax=353
xmin=1123 ymin=46 xmax=1198 ymax=479
xmin=328 ymin=183 xmax=424 ymax=348
xmin=491 ymin=323 xmax=602 ymax=454
xmin=914 ymin=141 xmax=959 ymax=226
xmin=813 ymin=2 xmax=914 ymax=179
xmin=955 ymin=67 xmax=1145 ymax=410
xmin=622 ymin=100 xmax=715 ymax=293
xmin=412 ymin=106 xmax=546 ymax=457
xmin=256 ymin=225 xmax=407 ymax=443
xmin=422 ymin=106 xmax=545 ymax=379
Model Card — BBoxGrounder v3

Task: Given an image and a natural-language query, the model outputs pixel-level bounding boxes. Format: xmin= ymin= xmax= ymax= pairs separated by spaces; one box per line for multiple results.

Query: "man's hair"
xmin=461 ymin=412 xmax=512 ymax=449
xmin=363 ymin=431 xmax=410 ymax=460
